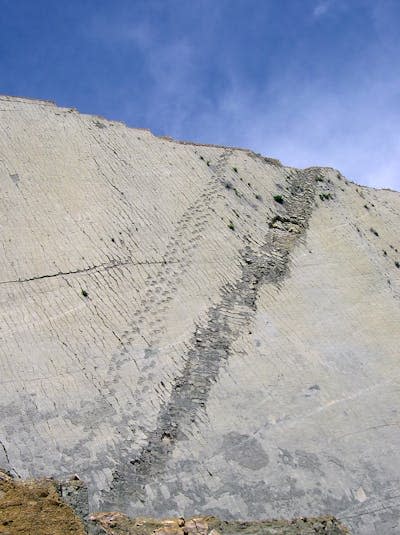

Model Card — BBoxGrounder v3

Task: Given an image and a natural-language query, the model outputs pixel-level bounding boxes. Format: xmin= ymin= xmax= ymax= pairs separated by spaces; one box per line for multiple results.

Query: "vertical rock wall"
xmin=0 ymin=96 xmax=399 ymax=534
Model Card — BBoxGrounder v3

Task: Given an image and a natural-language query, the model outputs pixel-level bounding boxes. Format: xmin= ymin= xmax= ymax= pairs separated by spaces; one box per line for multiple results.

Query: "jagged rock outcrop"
xmin=0 ymin=95 xmax=399 ymax=534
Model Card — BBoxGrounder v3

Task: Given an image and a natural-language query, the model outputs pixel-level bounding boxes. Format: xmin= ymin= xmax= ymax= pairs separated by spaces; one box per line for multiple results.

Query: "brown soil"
xmin=0 ymin=470 xmax=85 ymax=535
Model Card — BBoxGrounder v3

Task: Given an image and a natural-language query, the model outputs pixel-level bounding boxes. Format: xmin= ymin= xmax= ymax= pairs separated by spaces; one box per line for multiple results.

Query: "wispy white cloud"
xmin=87 ymin=1 xmax=400 ymax=191
xmin=128 ymin=37 xmax=203 ymax=136
xmin=88 ymin=10 xmax=209 ymax=136
xmin=187 ymin=57 xmax=400 ymax=190
xmin=313 ymin=1 xmax=332 ymax=19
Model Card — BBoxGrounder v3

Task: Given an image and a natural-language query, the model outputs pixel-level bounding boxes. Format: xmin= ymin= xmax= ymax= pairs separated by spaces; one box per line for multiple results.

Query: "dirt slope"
xmin=0 ymin=470 xmax=85 ymax=534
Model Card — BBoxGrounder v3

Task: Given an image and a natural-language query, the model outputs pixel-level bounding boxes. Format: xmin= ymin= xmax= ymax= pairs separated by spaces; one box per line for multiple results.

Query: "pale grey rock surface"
xmin=0 ymin=95 xmax=399 ymax=534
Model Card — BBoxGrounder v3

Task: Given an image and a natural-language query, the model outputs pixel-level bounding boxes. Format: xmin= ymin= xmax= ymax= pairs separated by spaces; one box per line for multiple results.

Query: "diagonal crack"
xmin=0 ymin=258 xmax=180 ymax=285
xmin=0 ymin=439 xmax=10 ymax=464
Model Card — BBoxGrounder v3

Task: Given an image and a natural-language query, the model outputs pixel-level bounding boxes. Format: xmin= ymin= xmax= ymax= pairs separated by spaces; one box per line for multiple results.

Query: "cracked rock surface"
xmin=0 ymin=95 xmax=399 ymax=534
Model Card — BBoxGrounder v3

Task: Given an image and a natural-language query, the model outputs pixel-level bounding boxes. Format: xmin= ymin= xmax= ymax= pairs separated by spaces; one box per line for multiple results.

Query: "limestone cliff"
xmin=0 ymin=95 xmax=399 ymax=534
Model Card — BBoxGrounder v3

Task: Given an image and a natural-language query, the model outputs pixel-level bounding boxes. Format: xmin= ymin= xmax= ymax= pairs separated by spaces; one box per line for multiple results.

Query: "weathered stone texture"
xmin=0 ymin=95 xmax=399 ymax=534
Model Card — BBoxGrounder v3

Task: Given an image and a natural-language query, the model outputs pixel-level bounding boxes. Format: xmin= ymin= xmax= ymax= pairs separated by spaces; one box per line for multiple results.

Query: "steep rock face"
xmin=0 ymin=95 xmax=399 ymax=534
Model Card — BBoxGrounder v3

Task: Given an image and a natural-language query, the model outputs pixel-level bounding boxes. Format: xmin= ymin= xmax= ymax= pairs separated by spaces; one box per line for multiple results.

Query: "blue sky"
xmin=0 ymin=0 xmax=399 ymax=190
